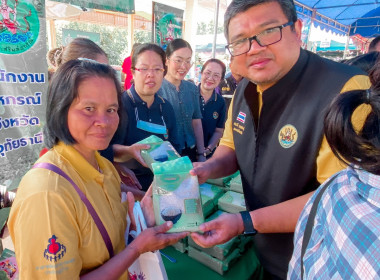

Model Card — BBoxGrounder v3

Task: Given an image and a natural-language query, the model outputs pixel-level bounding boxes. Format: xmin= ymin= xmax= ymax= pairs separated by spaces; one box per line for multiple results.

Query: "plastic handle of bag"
xmin=33 ymin=162 xmax=114 ymax=258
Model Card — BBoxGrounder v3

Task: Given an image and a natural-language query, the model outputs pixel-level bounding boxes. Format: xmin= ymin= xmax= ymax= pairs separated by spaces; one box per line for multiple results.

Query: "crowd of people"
xmin=8 ymin=0 xmax=380 ymax=279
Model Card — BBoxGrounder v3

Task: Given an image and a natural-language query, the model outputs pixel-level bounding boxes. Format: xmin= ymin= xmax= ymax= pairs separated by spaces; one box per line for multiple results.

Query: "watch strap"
xmin=240 ymin=211 xmax=257 ymax=236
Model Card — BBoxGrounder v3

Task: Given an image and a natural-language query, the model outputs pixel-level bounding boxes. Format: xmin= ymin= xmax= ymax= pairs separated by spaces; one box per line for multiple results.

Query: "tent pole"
xmin=212 ymin=0 xmax=220 ymax=58
xmin=343 ymin=27 xmax=350 ymax=59
xmin=128 ymin=14 xmax=135 ymax=52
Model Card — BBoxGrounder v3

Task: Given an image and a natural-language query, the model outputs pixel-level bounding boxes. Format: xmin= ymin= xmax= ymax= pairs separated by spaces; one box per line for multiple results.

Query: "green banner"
xmin=54 ymin=0 xmax=135 ymax=14
xmin=0 ymin=0 xmax=48 ymax=190
xmin=62 ymin=29 xmax=100 ymax=45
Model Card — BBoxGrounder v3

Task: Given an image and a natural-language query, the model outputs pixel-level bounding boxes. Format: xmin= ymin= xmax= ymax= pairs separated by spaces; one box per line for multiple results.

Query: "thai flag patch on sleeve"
xmin=237 ymin=112 xmax=246 ymax=123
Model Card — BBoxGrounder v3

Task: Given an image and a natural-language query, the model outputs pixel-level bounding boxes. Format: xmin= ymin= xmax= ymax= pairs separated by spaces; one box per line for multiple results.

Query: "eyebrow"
xmin=79 ymin=100 xmax=119 ymax=108
xmin=173 ymin=56 xmax=192 ymax=60
xmin=230 ymin=19 xmax=282 ymax=42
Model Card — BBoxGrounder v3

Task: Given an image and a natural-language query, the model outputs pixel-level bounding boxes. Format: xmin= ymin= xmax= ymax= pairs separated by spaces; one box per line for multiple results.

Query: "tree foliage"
xmin=197 ymin=20 xmax=223 ymax=35
xmin=54 ymin=21 xmax=129 ymax=66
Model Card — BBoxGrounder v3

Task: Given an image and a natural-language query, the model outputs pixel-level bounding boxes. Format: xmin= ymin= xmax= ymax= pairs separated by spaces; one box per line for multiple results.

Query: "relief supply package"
xmin=137 ymin=135 xmax=180 ymax=170
xmin=228 ymin=173 xmax=243 ymax=194
xmin=206 ymin=171 xmax=240 ymax=188
xmin=199 ymin=183 xmax=224 ymax=218
xmin=152 ymin=157 xmax=204 ymax=233
xmin=218 ymin=191 xmax=247 ymax=213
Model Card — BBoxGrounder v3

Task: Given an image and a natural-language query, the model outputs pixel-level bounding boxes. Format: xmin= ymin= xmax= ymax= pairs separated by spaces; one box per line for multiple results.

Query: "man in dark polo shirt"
xmin=218 ymin=57 xmax=243 ymax=110
xmin=190 ymin=0 xmax=370 ymax=279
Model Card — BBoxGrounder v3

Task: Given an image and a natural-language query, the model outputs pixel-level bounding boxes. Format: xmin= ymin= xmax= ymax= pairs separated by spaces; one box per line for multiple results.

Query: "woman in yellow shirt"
xmin=8 ymin=59 xmax=187 ymax=279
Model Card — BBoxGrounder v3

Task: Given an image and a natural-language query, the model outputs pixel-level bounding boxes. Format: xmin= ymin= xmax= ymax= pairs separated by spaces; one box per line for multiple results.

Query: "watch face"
xmin=244 ymin=230 xmax=257 ymax=236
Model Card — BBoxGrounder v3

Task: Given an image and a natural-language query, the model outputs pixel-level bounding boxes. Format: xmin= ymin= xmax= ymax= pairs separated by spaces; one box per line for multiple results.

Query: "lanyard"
xmin=127 ymin=90 xmax=168 ymax=136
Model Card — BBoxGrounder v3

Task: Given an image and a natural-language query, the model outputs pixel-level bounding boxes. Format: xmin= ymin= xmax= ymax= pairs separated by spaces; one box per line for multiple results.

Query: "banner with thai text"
xmin=0 ymin=0 xmax=47 ymax=190
xmin=54 ymin=0 xmax=135 ymax=14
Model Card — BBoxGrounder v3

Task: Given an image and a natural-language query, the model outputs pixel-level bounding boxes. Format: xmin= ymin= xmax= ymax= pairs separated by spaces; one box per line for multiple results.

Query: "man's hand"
xmin=190 ymin=213 xmax=244 ymax=247
xmin=189 ymin=161 xmax=212 ymax=184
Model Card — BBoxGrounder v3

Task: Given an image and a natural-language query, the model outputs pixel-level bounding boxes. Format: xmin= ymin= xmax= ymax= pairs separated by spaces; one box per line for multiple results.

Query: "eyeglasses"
xmin=169 ymin=58 xmax=194 ymax=67
xmin=226 ymin=22 xmax=294 ymax=57
xmin=133 ymin=67 xmax=165 ymax=75
xmin=203 ymin=71 xmax=222 ymax=81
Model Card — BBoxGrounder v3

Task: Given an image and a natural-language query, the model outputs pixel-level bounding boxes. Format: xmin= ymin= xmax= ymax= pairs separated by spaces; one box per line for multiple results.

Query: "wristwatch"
xmin=240 ymin=211 xmax=257 ymax=236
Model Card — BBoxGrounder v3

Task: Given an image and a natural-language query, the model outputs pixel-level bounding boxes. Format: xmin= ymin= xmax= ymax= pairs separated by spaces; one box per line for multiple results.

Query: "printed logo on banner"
xmin=44 ymin=235 xmax=67 ymax=262
xmin=237 ymin=111 xmax=246 ymax=124
xmin=278 ymin=124 xmax=298 ymax=148
xmin=0 ymin=0 xmax=40 ymax=54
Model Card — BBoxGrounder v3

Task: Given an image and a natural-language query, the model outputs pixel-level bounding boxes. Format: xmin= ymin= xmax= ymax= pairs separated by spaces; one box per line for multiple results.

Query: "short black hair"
xmin=44 ymin=59 xmax=123 ymax=148
xmin=201 ymin=58 xmax=227 ymax=80
xmin=324 ymin=57 xmax=380 ymax=175
xmin=131 ymin=43 xmax=166 ymax=74
xmin=224 ymin=0 xmax=297 ymax=41
xmin=369 ymin=35 xmax=380 ymax=52
xmin=165 ymin=38 xmax=192 ymax=58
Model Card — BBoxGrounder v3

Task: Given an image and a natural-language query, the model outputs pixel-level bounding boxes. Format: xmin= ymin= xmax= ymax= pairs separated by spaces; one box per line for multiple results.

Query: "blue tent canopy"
xmin=295 ymin=0 xmax=380 ymax=37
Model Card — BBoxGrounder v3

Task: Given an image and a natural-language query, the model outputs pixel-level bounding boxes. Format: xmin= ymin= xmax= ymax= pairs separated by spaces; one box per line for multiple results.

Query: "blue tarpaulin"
xmin=295 ymin=0 xmax=380 ymax=37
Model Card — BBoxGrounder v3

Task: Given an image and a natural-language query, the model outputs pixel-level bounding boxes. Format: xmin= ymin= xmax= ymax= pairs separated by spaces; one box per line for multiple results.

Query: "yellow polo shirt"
xmin=220 ymin=75 xmax=371 ymax=183
xmin=9 ymin=142 xmax=128 ymax=279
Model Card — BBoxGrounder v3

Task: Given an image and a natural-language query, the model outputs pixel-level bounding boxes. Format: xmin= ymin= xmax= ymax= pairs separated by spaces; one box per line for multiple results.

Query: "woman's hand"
xmin=115 ymin=163 xmax=143 ymax=190
xmin=140 ymin=186 xmax=155 ymax=227
xmin=129 ymin=222 xmax=188 ymax=255
xmin=127 ymin=143 xmax=150 ymax=167
xmin=113 ymin=144 xmax=150 ymax=167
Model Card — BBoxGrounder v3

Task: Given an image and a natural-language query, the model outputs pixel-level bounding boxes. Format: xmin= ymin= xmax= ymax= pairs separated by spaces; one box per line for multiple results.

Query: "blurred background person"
xmin=159 ymin=38 xmax=205 ymax=162
xmin=368 ymin=35 xmax=380 ymax=53
xmin=9 ymin=59 xmax=187 ymax=279
xmin=198 ymin=58 xmax=226 ymax=158
xmin=121 ymin=43 xmax=141 ymax=90
xmin=219 ymin=56 xmax=243 ymax=110
xmin=112 ymin=43 xmax=180 ymax=191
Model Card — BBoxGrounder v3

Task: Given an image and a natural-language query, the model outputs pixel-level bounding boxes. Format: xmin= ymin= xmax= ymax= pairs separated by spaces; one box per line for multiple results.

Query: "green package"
xmin=229 ymin=174 xmax=243 ymax=193
xmin=199 ymin=183 xmax=224 ymax=218
xmin=206 ymin=171 xmax=240 ymax=188
xmin=137 ymin=135 xmax=180 ymax=170
xmin=152 ymin=157 xmax=204 ymax=233
xmin=218 ymin=191 xmax=246 ymax=213
xmin=171 ymin=237 xmax=188 ymax=253
xmin=188 ymin=246 xmax=241 ymax=275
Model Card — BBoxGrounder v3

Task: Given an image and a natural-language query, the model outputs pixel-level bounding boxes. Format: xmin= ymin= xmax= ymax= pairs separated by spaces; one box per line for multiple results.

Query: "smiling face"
xmin=200 ymin=62 xmax=223 ymax=93
xmin=67 ymin=76 xmax=119 ymax=161
xmin=228 ymin=2 xmax=302 ymax=90
xmin=132 ymin=50 xmax=165 ymax=98
xmin=165 ymin=47 xmax=193 ymax=82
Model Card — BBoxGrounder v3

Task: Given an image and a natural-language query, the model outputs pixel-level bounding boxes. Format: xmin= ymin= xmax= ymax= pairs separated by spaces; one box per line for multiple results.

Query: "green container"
xmin=188 ymin=246 xmax=241 ymax=275
xmin=152 ymin=157 xmax=204 ymax=233
xmin=200 ymin=183 xmax=225 ymax=218
xmin=218 ymin=191 xmax=246 ymax=213
xmin=137 ymin=135 xmax=180 ymax=170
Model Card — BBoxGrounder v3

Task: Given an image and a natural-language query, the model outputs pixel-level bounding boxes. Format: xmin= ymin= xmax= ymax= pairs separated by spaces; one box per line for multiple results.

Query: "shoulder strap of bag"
xmin=300 ymin=173 xmax=339 ymax=279
xmin=33 ymin=162 xmax=114 ymax=258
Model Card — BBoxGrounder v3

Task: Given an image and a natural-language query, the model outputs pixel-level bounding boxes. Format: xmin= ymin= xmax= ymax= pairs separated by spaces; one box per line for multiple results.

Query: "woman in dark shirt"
xmin=198 ymin=59 xmax=226 ymax=158
xmin=112 ymin=43 xmax=179 ymax=190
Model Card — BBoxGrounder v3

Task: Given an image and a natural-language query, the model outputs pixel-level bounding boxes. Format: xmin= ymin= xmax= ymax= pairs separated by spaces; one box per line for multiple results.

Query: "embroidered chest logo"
xmin=237 ymin=111 xmax=246 ymax=124
xmin=44 ymin=235 xmax=66 ymax=262
xmin=278 ymin=124 xmax=298 ymax=148
xmin=213 ymin=112 xmax=219 ymax=119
